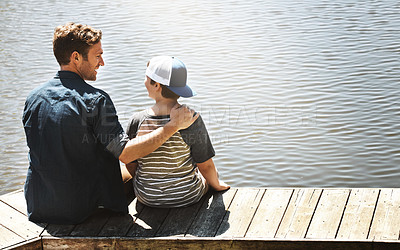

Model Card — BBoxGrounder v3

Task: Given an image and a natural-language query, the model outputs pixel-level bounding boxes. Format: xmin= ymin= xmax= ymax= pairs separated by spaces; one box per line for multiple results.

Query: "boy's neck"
xmin=150 ymin=98 xmax=179 ymax=116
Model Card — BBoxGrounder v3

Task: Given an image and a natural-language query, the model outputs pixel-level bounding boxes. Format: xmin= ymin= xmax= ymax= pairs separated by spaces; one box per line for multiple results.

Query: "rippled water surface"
xmin=1 ymin=0 xmax=400 ymax=195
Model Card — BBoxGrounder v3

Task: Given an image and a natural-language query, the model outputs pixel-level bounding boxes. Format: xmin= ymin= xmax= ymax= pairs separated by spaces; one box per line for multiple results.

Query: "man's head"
xmin=53 ymin=22 xmax=104 ymax=81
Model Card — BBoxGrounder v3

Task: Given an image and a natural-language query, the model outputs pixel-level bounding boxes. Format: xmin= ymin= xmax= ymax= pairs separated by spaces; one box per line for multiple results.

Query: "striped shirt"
xmin=126 ymin=110 xmax=215 ymax=207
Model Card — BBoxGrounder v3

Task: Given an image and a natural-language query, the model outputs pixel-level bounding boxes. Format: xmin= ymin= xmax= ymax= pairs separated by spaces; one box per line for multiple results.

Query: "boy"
xmin=126 ymin=56 xmax=230 ymax=207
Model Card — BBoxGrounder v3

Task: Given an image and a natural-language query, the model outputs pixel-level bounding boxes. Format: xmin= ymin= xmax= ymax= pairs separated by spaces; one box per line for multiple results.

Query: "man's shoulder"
xmin=25 ymin=78 xmax=56 ymax=102
xmin=24 ymin=74 xmax=109 ymax=110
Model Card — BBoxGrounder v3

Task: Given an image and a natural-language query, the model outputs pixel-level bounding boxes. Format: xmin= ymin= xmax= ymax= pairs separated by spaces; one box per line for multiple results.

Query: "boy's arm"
xmin=121 ymin=164 xmax=133 ymax=183
xmin=197 ymin=158 xmax=230 ymax=191
xmin=119 ymin=104 xmax=198 ymax=164
xmin=121 ymin=161 xmax=138 ymax=183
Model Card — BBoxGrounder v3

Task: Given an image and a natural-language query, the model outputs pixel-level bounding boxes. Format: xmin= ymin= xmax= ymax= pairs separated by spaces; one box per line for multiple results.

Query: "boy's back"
xmin=126 ymin=110 xmax=214 ymax=207
xmin=125 ymin=56 xmax=229 ymax=208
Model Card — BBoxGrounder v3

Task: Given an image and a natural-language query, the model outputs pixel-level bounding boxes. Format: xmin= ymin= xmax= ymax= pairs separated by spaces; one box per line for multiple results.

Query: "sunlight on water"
xmin=1 ymin=0 xmax=400 ymax=194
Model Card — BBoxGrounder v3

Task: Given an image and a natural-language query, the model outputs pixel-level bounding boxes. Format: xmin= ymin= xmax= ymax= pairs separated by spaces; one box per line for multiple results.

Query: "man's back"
xmin=23 ymin=71 xmax=128 ymax=224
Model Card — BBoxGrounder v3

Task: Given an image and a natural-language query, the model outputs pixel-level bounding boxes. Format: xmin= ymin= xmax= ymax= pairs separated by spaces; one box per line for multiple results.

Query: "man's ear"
xmin=71 ymin=51 xmax=81 ymax=64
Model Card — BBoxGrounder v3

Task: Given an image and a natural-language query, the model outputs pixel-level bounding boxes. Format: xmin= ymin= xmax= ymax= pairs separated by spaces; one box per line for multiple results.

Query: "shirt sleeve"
xmin=180 ymin=114 xmax=215 ymax=163
xmin=126 ymin=111 xmax=147 ymax=139
xmin=92 ymin=94 xmax=129 ymax=159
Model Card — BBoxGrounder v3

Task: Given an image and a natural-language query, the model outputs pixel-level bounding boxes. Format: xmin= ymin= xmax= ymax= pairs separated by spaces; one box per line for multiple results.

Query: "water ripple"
xmin=1 ymin=0 xmax=400 ymax=194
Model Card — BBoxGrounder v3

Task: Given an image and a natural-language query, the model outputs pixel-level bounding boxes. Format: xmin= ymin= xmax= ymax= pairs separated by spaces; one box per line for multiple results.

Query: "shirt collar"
xmin=55 ymin=71 xmax=83 ymax=80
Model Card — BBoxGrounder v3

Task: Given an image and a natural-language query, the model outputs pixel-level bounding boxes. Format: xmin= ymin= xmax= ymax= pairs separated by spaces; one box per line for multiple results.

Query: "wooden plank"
xmin=336 ymin=189 xmax=379 ymax=240
xmin=3 ymin=187 xmax=400 ymax=249
xmin=246 ymin=189 xmax=293 ymax=238
xmin=369 ymin=189 xmax=400 ymax=240
xmin=4 ymin=237 xmax=42 ymax=250
xmin=43 ymin=198 xmax=144 ymax=238
xmin=276 ymin=189 xmax=322 ymax=239
xmin=69 ymin=209 xmax=111 ymax=237
xmin=0 ymin=190 xmax=47 ymax=233
xmin=0 ymin=201 xmax=44 ymax=240
xmin=0 ymin=190 xmax=27 ymax=215
xmin=41 ymin=237 xmax=385 ymax=250
xmin=41 ymin=223 xmax=76 ymax=237
xmin=186 ymin=188 xmax=237 ymax=237
xmin=0 ymin=224 xmax=25 ymax=249
xmin=126 ymin=205 xmax=170 ymax=237
xmin=306 ymin=189 xmax=350 ymax=239
xmin=155 ymin=196 xmax=207 ymax=237
xmin=97 ymin=213 xmax=134 ymax=237
xmin=216 ymin=188 xmax=264 ymax=238
xmin=98 ymin=198 xmax=144 ymax=237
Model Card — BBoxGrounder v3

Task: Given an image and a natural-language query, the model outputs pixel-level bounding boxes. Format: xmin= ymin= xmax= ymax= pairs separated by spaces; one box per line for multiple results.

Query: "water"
xmin=1 ymin=0 xmax=400 ymax=195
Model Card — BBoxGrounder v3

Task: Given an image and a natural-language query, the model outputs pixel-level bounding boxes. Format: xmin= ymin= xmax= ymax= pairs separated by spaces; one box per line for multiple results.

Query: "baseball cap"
xmin=145 ymin=56 xmax=196 ymax=98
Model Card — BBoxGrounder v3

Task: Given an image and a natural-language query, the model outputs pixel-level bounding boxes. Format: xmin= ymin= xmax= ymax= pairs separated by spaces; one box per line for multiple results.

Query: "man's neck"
xmin=60 ymin=65 xmax=83 ymax=79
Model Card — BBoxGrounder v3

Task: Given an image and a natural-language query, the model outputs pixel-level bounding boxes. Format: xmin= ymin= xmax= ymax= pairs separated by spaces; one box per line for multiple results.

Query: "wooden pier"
xmin=1 ymin=188 xmax=400 ymax=249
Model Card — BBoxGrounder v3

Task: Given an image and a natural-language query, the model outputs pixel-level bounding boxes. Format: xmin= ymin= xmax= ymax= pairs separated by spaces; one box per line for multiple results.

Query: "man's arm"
xmin=119 ymin=104 xmax=199 ymax=164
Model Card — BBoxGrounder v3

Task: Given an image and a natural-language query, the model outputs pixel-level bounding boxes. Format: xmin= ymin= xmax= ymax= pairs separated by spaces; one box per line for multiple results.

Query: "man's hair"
xmin=53 ymin=22 xmax=102 ymax=65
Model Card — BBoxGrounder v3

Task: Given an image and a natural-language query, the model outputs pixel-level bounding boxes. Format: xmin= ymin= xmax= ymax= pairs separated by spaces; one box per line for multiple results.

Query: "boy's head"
xmin=146 ymin=56 xmax=196 ymax=99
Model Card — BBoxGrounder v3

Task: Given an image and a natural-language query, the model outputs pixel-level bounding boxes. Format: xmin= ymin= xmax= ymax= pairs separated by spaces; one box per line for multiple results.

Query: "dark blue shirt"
xmin=22 ymin=71 xmax=129 ymax=224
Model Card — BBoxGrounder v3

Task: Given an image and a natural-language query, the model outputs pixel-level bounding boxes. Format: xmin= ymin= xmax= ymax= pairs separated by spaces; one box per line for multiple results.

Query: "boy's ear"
xmin=155 ymin=83 xmax=162 ymax=91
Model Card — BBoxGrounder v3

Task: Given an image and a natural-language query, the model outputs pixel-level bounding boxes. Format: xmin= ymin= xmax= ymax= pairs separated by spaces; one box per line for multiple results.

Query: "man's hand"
xmin=169 ymin=103 xmax=199 ymax=130
xmin=120 ymin=103 xmax=199 ymax=164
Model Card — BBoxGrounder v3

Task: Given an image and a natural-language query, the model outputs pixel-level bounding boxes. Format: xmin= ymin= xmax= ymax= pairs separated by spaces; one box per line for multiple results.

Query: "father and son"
xmin=22 ymin=22 xmax=229 ymax=224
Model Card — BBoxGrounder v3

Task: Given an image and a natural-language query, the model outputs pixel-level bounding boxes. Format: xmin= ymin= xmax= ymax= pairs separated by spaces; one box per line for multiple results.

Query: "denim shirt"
xmin=22 ymin=71 xmax=129 ymax=224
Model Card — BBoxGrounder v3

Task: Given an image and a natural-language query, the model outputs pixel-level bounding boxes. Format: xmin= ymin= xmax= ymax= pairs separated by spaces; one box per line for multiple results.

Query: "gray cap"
xmin=146 ymin=56 xmax=196 ymax=98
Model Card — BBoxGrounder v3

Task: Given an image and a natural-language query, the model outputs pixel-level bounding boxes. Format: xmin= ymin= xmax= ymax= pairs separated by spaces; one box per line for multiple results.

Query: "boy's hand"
xmin=169 ymin=103 xmax=199 ymax=130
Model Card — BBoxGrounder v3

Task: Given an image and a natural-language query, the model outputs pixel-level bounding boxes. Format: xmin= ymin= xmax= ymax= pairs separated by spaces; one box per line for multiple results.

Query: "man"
xmin=22 ymin=22 xmax=197 ymax=224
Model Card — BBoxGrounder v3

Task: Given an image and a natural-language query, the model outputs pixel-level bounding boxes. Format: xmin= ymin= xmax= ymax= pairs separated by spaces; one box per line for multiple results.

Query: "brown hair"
xmin=149 ymin=78 xmax=180 ymax=100
xmin=53 ymin=22 xmax=102 ymax=65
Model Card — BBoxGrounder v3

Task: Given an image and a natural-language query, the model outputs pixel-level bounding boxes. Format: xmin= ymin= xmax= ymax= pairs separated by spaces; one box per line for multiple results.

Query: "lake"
xmin=1 ymin=0 xmax=400 ymax=195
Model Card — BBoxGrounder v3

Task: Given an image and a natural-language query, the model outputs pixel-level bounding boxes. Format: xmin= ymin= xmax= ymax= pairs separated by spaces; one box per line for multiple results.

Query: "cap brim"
xmin=166 ymin=85 xmax=197 ymax=98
